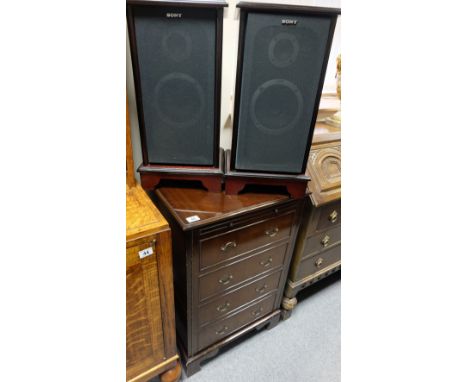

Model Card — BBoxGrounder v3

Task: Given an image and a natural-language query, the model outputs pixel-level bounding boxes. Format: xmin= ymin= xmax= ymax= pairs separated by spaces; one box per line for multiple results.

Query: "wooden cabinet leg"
xmin=160 ymin=360 xmax=182 ymax=382
xmin=265 ymin=313 xmax=281 ymax=330
xmin=185 ymin=358 xmax=202 ymax=378
xmin=281 ymin=296 xmax=297 ymax=320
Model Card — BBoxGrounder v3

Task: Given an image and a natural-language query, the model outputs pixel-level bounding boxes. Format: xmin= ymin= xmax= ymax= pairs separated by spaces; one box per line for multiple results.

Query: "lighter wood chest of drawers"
xmin=152 ymin=187 xmax=302 ymax=376
xmin=282 ymin=124 xmax=341 ymax=319
xmin=126 ymin=185 xmax=181 ymax=382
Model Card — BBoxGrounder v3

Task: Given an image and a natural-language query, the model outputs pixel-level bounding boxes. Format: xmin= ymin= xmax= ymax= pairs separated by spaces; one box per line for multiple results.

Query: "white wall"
xmin=126 ymin=0 xmax=341 ymax=180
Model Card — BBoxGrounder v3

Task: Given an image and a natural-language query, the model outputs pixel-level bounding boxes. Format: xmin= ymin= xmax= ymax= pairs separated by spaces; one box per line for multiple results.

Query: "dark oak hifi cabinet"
xmin=151 ymin=187 xmax=303 ymax=376
xmin=282 ymin=123 xmax=341 ymax=319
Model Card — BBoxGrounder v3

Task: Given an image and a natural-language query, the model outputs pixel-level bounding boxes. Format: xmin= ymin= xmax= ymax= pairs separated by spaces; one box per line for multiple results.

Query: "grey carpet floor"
xmin=166 ymin=273 xmax=341 ymax=382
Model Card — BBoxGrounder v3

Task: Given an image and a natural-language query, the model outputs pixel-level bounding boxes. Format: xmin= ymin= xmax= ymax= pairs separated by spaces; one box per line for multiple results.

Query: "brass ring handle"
xmin=216 ymin=325 xmax=229 ymax=335
xmin=260 ymin=257 xmax=273 ymax=267
xmin=265 ymin=227 xmax=279 ymax=237
xmin=216 ymin=302 xmax=231 ymax=313
xmin=329 ymin=210 xmax=338 ymax=223
xmin=315 ymin=258 xmax=324 ymax=267
xmin=251 ymin=307 xmax=264 ymax=317
xmin=218 ymin=274 xmax=234 ymax=285
xmin=220 ymin=241 xmax=237 ymax=252
xmin=255 ymin=284 xmax=268 ymax=293
xmin=321 ymin=235 xmax=330 ymax=247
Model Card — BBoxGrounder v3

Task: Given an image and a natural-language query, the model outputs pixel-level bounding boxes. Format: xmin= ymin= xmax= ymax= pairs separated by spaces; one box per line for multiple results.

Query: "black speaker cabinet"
xmin=127 ymin=0 xmax=227 ymax=192
xmin=225 ymin=2 xmax=340 ymax=198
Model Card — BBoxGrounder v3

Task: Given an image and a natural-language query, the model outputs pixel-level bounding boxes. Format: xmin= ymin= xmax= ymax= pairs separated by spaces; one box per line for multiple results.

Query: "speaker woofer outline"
xmin=230 ymin=2 xmax=340 ymax=175
xmin=268 ymin=32 xmax=299 ymax=68
xmin=162 ymin=28 xmax=193 ymax=62
xmin=153 ymin=72 xmax=206 ymax=129
xmin=127 ymin=1 xmax=227 ymax=168
xmin=250 ymin=78 xmax=304 ymax=135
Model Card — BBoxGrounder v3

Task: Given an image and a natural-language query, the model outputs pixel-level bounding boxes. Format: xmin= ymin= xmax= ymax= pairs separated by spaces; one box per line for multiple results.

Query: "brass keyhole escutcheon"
xmin=315 ymin=258 xmax=324 ymax=267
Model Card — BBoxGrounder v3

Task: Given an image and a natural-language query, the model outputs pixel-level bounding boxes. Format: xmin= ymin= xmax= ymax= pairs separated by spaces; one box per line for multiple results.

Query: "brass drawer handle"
xmin=329 ymin=210 xmax=338 ymax=223
xmin=216 ymin=325 xmax=229 ymax=335
xmin=220 ymin=241 xmax=237 ymax=252
xmin=218 ymin=274 xmax=234 ymax=285
xmin=315 ymin=258 xmax=324 ymax=267
xmin=260 ymin=257 xmax=273 ymax=267
xmin=321 ymin=235 xmax=330 ymax=247
xmin=265 ymin=227 xmax=279 ymax=237
xmin=216 ymin=302 xmax=231 ymax=313
xmin=251 ymin=307 xmax=264 ymax=317
xmin=255 ymin=284 xmax=268 ymax=294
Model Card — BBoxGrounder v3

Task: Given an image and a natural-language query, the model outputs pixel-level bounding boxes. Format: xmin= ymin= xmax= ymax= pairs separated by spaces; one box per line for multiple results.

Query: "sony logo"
xmin=166 ymin=13 xmax=182 ymax=18
xmin=282 ymin=19 xmax=298 ymax=25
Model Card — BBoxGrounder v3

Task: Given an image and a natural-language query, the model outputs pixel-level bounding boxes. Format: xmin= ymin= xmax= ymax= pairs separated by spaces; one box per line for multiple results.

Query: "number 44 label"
xmin=138 ymin=246 xmax=154 ymax=259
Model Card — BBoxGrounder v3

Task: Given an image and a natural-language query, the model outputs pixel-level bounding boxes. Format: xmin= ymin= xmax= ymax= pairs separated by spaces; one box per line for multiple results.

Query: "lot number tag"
xmin=138 ymin=246 xmax=154 ymax=259
xmin=186 ymin=215 xmax=201 ymax=223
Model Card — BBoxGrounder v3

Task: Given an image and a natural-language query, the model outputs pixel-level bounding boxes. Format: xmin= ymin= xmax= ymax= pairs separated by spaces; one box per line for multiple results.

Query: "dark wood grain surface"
xmin=154 ymin=187 xmax=290 ymax=230
xmin=152 ymin=186 xmax=303 ymax=376
xmin=237 ymin=2 xmax=341 ymax=15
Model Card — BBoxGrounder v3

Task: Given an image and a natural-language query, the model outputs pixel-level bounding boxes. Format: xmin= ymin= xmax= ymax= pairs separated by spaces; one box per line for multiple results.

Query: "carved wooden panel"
xmin=306 ymin=142 xmax=341 ymax=207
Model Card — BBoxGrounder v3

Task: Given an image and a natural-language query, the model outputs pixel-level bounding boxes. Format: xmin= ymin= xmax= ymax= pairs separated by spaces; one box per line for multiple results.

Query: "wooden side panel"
xmin=155 ymin=229 xmax=177 ymax=357
xmin=127 ymin=94 xmax=136 ymax=188
xmin=150 ymin=191 xmax=191 ymax=354
xmin=126 ymin=238 xmax=165 ymax=380
xmin=287 ymin=198 xmax=313 ymax=282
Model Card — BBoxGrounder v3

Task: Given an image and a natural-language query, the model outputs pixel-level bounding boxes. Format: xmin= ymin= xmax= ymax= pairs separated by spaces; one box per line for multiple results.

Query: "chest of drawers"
xmin=152 ymin=187 xmax=302 ymax=376
xmin=282 ymin=124 xmax=341 ymax=319
xmin=126 ymin=185 xmax=181 ymax=382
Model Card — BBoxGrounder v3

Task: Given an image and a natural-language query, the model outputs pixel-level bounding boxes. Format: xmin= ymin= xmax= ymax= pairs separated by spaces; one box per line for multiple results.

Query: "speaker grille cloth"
xmin=134 ymin=7 xmax=216 ymax=165
xmin=235 ymin=12 xmax=331 ymax=173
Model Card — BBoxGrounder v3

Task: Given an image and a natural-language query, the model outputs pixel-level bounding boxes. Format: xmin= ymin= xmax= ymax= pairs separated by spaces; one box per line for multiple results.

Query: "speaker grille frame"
xmin=127 ymin=0 xmax=227 ymax=168
xmin=230 ymin=2 xmax=340 ymax=175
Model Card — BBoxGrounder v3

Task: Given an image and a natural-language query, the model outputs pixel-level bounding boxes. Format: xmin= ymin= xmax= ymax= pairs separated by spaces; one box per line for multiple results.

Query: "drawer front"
xmin=297 ymin=244 xmax=341 ymax=280
xmin=303 ymin=226 xmax=341 ymax=257
xmin=198 ymin=293 xmax=276 ymax=351
xmin=198 ymin=270 xmax=282 ymax=326
xmin=199 ymin=242 xmax=288 ymax=302
xmin=315 ymin=201 xmax=341 ymax=232
xmin=200 ymin=212 xmax=294 ymax=270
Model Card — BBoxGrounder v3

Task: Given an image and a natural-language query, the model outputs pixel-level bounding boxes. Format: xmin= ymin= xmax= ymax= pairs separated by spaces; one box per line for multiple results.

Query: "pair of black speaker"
xmin=127 ymin=0 xmax=340 ymax=183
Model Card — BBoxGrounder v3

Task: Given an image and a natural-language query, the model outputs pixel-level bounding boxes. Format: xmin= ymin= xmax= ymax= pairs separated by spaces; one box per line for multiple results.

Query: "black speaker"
xmin=231 ymin=2 xmax=340 ymax=175
xmin=127 ymin=0 xmax=226 ymax=168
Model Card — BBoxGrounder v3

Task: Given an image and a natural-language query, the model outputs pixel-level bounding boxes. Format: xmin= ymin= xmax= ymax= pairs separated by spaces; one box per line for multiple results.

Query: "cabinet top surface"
xmin=312 ymin=122 xmax=341 ymax=145
xmin=126 ymin=184 xmax=169 ymax=241
xmin=155 ymin=187 xmax=291 ymax=230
